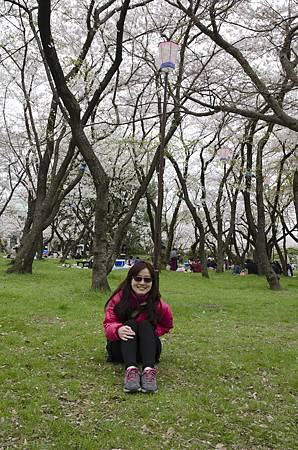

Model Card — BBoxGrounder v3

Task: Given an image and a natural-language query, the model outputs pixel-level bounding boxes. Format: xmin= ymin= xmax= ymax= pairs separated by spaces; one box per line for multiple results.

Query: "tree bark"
xmin=6 ymin=201 xmax=47 ymax=273
xmin=165 ymin=195 xmax=182 ymax=264
xmin=38 ymin=0 xmax=131 ymax=290
xmin=294 ymin=169 xmax=298 ymax=226
xmin=255 ymin=128 xmax=281 ymax=290
xmin=91 ymin=184 xmax=110 ymax=291
xmin=36 ymin=231 xmax=44 ymax=260
xmin=168 ymin=154 xmax=209 ymax=278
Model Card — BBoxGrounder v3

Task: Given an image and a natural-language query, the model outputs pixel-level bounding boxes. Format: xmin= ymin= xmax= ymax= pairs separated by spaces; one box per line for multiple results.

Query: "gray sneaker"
xmin=141 ymin=367 xmax=158 ymax=393
xmin=124 ymin=367 xmax=141 ymax=393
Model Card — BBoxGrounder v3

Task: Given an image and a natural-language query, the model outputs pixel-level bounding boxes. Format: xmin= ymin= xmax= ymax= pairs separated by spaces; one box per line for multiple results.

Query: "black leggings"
xmin=106 ymin=319 xmax=161 ymax=369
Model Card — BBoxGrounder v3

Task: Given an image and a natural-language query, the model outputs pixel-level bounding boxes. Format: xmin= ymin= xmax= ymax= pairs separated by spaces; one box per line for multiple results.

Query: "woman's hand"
xmin=118 ymin=325 xmax=136 ymax=341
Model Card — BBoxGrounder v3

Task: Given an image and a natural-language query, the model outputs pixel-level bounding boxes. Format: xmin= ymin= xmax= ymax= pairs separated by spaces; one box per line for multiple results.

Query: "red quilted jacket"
xmin=103 ymin=290 xmax=173 ymax=341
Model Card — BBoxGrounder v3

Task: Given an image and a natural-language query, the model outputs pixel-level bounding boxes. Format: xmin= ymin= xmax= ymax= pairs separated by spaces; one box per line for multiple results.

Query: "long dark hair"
xmin=105 ymin=261 xmax=161 ymax=324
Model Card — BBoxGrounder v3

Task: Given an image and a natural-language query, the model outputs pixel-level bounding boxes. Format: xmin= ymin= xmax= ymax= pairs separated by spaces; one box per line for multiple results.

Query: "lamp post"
xmin=219 ymin=148 xmax=232 ymax=178
xmin=218 ymin=148 xmax=232 ymax=163
xmin=153 ymin=41 xmax=179 ymax=287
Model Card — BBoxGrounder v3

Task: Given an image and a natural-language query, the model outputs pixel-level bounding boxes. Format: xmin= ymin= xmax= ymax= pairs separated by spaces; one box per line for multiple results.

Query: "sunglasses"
xmin=133 ymin=276 xmax=152 ymax=283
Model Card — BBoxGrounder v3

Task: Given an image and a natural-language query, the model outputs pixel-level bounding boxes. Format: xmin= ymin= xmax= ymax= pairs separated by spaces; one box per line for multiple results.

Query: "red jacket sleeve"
xmin=103 ymin=292 xmax=123 ymax=341
xmin=155 ymin=300 xmax=173 ymax=337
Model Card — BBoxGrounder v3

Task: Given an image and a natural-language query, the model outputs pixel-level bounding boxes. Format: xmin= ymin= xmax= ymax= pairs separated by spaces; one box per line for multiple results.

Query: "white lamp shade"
xmin=159 ymin=41 xmax=179 ymax=71
xmin=219 ymin=148 xmax=232 ymax=161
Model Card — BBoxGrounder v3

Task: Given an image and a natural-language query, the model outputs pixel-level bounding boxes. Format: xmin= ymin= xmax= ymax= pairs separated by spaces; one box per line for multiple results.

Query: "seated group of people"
xmin=168 ymin=257 xmax=202 ymax=273
xmin=271 ymin=260 xmax=294 ymax=276
xmin=169 ymin=248 xmax=202 ymax=273
xmin=245 ymin=259 xmax=258 ymax=274
xmin=233 ymin=259 xmax=294 ymax=277
xmin=232 ymin=259 xmax=258 ymax=275
xmin=127 ymin=256 xmax=140 ymax=266
xmin=188 ymin=258 xmax=202 ymax=273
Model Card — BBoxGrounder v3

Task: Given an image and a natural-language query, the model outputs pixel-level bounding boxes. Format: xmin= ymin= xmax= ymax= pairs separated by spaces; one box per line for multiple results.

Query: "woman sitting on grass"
xmin=103 ymin=260 xmax=173 ymax=393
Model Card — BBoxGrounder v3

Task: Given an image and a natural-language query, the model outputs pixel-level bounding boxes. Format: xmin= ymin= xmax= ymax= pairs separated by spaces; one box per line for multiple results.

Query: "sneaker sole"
xmin=141 ymin=388 xmax=158 ymax=393
xmin=123 ymin=387 xmax=141 ymax=393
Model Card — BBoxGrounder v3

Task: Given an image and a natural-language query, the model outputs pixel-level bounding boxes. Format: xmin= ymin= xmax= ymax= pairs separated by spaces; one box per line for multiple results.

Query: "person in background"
xmin=232 ymin=264 xmax=241 ymax=275
xmin=272 ymin=260 xmax=282 ymax=275
xmin=207 ymin=258 xmax=217 ymax=269
xmin=127 ymin=256 xmax=135 ymax=266
xmin=169 ymin=248 xmax=178 ymax=271
xmin=192 ymin=259 xmax=202 ymax=273
xmin=245 ymin=259 xmax=258 ymax=275
xmin=287 ymin=263 xmax=293 ymax=277
xmin=103 ymin=261 xmax=173 ymax=393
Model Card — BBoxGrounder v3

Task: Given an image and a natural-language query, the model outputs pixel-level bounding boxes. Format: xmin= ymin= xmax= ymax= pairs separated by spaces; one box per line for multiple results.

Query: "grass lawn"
xmin=0 ymin=258 xmax=297 ymax=450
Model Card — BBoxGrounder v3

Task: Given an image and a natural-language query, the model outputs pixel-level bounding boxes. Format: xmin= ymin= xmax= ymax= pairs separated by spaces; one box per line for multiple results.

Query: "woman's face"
xmin=131 ymin=267 xmax=153 ymax=296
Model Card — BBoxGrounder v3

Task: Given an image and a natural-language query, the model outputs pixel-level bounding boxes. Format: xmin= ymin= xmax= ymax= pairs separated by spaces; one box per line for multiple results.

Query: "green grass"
xmin=0 ymin=258 xmax=297 ymax=449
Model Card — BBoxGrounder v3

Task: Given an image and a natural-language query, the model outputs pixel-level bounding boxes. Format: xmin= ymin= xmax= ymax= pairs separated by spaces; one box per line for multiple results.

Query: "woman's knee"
xmin=124 ymin=319 xmax=138 ymax=332
xmin=138 ymin=319 xmax=154 ymax=332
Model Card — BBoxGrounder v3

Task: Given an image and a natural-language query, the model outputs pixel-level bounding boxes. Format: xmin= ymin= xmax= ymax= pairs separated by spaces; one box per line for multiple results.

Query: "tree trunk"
xmin=7 ymin=228 xmax=40 ymax=273
xmin=254 ymin=240 xmax=266 ymax=275
xmin=92 ymin=238 xmax=110 ymax=291
xmin=216 ymin=236 xmax=225 ymax=273
xmin=165 ymin=196 xmax=182 ymax=264
xmin=36 ymin=231 xmax=44 ymax=260
xmin=294 ymin=169 xmax=298 ymax=226
xmin=38 ymin=0 xmax=131 ymax=291
xmin=255 ymin=129 xmax=281 ymax=290
xmin=91 ymin=186 xmax=110 ymax=291
xmin=198 ymin=237 xmax=209 ymax=278
xmin=255 ymin=232 xmax=280 ymax=289
xmin=7 ymin=202 xmax=47 ymax=273
xmin=275 ymin=242 xmax=287 ymax=276
xmin=215 ymin=203 xmax=224 ymax=273
xmin=167 ymin=153 xmax=209 ymax=278
xmin=144 ymin=195 xmax=155 ymax=248
xmin=60 ymin=242 xmax=72 ymax=263
xmin=190 ymin=242 xmax=198 ymax=257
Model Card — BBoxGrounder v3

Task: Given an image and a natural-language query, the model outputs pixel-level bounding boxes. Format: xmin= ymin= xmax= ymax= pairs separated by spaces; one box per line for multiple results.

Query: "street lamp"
xmin=159 ymin=41 xmax=179 ymax=72
xmin=218 ymin=148 xmax=233 ymax=178
xmin=218 ymin=148 xmax=232 ymax=162
xmin=153 ymin=41 xmax=179 ymax=286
